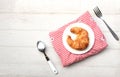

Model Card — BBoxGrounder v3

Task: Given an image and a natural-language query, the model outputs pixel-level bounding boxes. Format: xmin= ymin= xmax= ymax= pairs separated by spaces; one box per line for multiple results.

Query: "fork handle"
xmin=101 ymin=18 xmax=119 ymax=41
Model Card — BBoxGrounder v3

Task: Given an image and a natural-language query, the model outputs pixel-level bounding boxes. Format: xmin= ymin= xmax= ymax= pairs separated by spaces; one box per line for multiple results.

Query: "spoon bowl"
xmin=37 ymin=41 xmax=46 ymax=52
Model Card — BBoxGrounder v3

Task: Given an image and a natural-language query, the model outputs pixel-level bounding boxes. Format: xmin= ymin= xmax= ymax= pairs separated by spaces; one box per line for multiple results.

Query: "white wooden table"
xmin=0 ymin=0 xmax=120 ymax=77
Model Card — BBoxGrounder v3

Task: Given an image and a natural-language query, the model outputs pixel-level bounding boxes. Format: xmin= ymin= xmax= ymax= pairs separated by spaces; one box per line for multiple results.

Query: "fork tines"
xmin=93 ymin=6 xmax=102 ymax=18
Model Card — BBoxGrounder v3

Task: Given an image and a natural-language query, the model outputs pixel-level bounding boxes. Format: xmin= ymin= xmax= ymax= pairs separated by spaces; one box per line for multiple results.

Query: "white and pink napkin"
xmin=49 ymin=11 xmax=108 ymax=67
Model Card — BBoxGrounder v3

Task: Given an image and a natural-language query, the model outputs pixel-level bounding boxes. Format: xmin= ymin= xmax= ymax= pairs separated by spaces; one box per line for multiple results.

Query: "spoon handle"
xmin=47 ymin=60 xmax=58 ymax=74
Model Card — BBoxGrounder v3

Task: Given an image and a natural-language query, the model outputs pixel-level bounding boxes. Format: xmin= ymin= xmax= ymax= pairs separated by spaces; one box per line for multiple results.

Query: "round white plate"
xmin=62 ymin=23 xmax=95 ymax=54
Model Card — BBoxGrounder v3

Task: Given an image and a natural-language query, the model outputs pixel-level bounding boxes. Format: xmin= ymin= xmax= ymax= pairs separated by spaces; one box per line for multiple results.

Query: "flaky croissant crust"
xmin=67 ymin=27 xmax=89 ymax=50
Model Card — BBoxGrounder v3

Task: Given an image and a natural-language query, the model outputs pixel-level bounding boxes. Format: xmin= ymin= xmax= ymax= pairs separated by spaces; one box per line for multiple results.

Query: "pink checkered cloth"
xmin=49 ymin=11 xmax=108 ymax=67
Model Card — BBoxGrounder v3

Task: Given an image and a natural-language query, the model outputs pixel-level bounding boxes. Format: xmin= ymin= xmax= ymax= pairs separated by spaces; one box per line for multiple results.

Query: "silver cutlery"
xmin=37 ymin=41 xmax=58 ymax=74
xmin=93 ymin=6 xmax=119 ymax=41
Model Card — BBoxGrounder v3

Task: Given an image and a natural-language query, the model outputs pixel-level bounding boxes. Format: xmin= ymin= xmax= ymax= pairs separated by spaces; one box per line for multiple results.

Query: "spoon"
xmin=37 ymin=41 xmax=58 ymax=74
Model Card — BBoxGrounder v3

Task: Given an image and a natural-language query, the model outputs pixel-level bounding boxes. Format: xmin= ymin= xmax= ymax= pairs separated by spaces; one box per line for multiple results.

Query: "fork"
xmin=93 ymin=6 xmax=119 ymax=41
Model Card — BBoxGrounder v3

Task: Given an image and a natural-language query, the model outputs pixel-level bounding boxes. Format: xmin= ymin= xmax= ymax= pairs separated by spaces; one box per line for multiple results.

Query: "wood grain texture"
xmin=0 ymin=0 xmax=120 ymax=77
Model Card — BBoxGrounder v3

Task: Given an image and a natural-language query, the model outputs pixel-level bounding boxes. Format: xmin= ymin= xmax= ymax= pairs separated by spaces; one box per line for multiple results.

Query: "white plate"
xmin=62 ymin=23 xmax=95 ymax=54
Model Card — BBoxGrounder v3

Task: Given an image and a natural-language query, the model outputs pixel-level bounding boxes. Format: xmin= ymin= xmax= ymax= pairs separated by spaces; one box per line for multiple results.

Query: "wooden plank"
xmin=0 ymin=65 xmax=119 ymax=77
xmin=0 ymin=46 xmax=119 ymax=77
xmin=0 ymin=13 xmax=120 ymax=31
xmin=0 ymin=46 xmax=120 ymax=66
xmin=0 ymin=0 xmax=120 ymax=14
xmin=0 ymin=30 xmax=119 ymax=48
xmin=0 ymin=13 xmax=79 ymax=31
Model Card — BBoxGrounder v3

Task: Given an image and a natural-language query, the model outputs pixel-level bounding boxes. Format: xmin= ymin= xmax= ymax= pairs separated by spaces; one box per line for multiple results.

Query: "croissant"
xmin=67 ymin=27 xmax=89 ymax=50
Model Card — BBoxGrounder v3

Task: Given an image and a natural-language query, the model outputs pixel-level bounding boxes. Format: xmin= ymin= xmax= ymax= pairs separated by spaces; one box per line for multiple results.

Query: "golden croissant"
xmin=67 ymin=27 xmax=89 ymax=50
